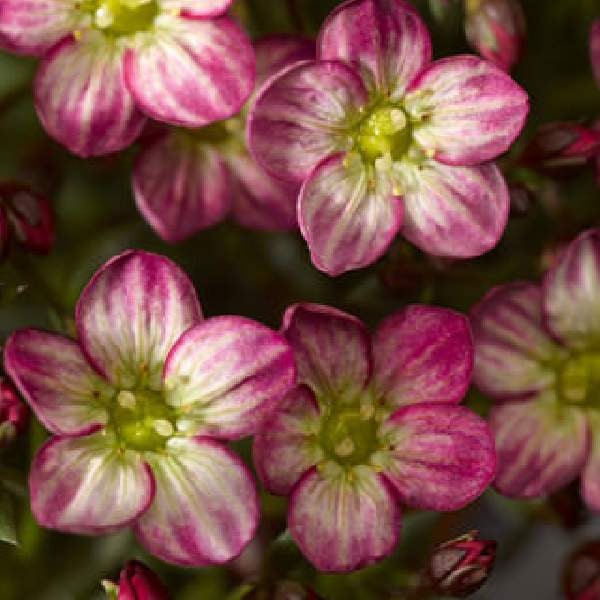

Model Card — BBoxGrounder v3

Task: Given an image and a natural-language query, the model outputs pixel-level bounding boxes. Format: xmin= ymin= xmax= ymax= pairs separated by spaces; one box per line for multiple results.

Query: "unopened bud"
xmin=509 ymin=182 xmax=535 ymax=217
xmin=0 ymin=378 xmax=29 ymax=448
xmin=103 ymin=560 xmax=170 ymax=600
xmin=563 ymin=540 xmax=600 ymax=600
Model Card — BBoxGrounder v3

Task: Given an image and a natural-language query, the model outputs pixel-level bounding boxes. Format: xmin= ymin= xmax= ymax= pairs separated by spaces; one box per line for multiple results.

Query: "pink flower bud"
xmin=116 ymin=561 xmax=169 ymax=600
xmin=465 ymin=0 xmax=526 ymax=72
xmin=563 ymin=541 xmax=600 ymax=600
xmin=0 ymin=378 xmax=29 ymax=448
xmin=423 ymin=531 xmax=496 ymax=598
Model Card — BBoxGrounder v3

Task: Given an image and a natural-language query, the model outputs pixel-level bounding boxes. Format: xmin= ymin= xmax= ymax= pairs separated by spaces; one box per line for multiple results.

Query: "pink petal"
xmin=282 ymin=303 xmax=371 ymax=398
xmin=133 ymin=130 xmax=231 ymax=242
xmin=400 ymin=161 xmax=509 ymax=258
xmin=0 ymin=0 xmax=79 ymax=56
xmin=380 ymin=403 xmax=496 ymax=510
xmin=318 ymin=0 xmax=432 ymax=99
xmin=491 ymin=395 xmax=589 ymax=498
xmin=34 ymin=35 xmax=146 ymax=157
xmin=4 ymin=330 xmax=110 ymax=435
xmin=406 ymin=55 xmax=529 ymax=165
xmin=582 ymin=415 xmax=600 ymax=511
xmin=30 ymin=432 xmax=155 ymax=534
xmin=248 ymin=60 xmax=369 ymax=183
xmin=471 ymin=283 xmax=564 ymax=400
xmin=543 ymin=229 xmax=600 ymax=350
xmin=124 ymin=15 xmax=254 ymax=128
xmin=163 ymin=317 xmax=295 ymax=440
xmin=134 ymin=437 xmax=259 ymax=567
xmin=591 ymin=19 xmax=600 ymax=89
xmin=289 ymin=466 xmax=400 ymax=572
xmin=372 ymin=305 xmax=473 ymax=409
xmin=298 ymin=153 xmax=403 ymax=276
xmin=253 ymin=385 xmax=323 ymax=495
xmin=75 ymin=250 xmax=203 ymax=390
xmin=157 ymin=0 xmax=232 ymax=18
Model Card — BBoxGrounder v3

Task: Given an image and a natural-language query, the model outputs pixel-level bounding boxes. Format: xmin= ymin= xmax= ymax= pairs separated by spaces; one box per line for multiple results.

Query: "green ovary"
xmin=355 ymin=106 xmax=413 ymax=163
xmin=559 ymin=353 xmax=600 ymax=406
xmin=92 ymin=0 xmax=159 ymax=36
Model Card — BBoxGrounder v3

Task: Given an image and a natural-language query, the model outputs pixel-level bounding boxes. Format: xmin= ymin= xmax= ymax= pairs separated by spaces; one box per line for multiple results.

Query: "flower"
xmin=248 ymin=0 xmax=529 ymax=276
xmin=253 ymin=303 xmax=496 ymax=572
xmin=563 ymin=540 xmax=600 ymax=600
xmin=0 ymin=0 xmax=255 ymax=157
xmin=4 ymin=250 xmax=295 ymax=566
xmin=102 ymin=560 xmax=169 ymax=600
xmin=132 ymin=35 xmax=314 ymax=242
xmin=471 ymin=228 xmax=600 ymax=507
xmin=0 ymin=377 xmax=29 ymax=448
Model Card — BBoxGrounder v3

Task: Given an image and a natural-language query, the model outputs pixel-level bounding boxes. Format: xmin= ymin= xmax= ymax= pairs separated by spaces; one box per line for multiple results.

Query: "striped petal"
xmin=34 ymin=34 xmax=146 ymax=157
xmin=157 ymin=0 xmax=232 ymax=18
xmin=471 ymin=283 xmax=564 ymax=400
xmin=543 ymin=229 xmax=600 ymax=350
xmin=124 ymin=15 xmax=254 ymax=128
xmin=372 ymin=305 xmax=473 ymax=409
xmin=318 ymin=0 xmax=432 ymax=99
xmin=163 ymin=317 xmax=295 ymax=440
xmin=591 ymin=19 xmax=600 ymax=89
xmin=133 ymin=130 xmax=231 ymax=242
xmin=379 ymin=403 xmax=496 ymax=510
xmin=582 ymin=413 xmax=600 ymax=511
xmin=134 ymin=437 xmax=258 ymax=567
xmin=76 ymin=250 xmax=203 ymax=390
xmin=0 ymin=0 xmax=79 ymax=56
xmin=406 ymin=55 xmax=529 ymax=165
xmin=282 ymin=303 xmax=371 ymax=399
xmin=253 ymin=386 xmax=323 ymax=495
xmin=248 ymin=60 xmax=369 ymax=183
xmin=399 ymin=161 xmax=509 ymax=258
xmin=4 ymin=330 xmax=111 ymax=435
xmin=491 ymin=393 xmax=589 ymax=498
xmin=30 ymin=432 xmax=154 ymax=534
xmin=289 ymin=465 xmax=401 ymax=572
xmin=299 ymin=153 xmax=403 ymax=276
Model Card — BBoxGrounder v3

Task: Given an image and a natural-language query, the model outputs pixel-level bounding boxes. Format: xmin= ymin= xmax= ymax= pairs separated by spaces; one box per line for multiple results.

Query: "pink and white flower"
xmin=471 ymin=228 xmax=600 ymax=508
xmin=132 ymin=35 xmax=314 ymax=242
xmin=0 ymin=0 xmax=255 ymax=157
xmin=253 ymin=303 xmax=496 ymax=572
xmin=4 ymin=250 xmax=295 ymax=566
xmin=248 ymin=0 xmax=529 ymax=276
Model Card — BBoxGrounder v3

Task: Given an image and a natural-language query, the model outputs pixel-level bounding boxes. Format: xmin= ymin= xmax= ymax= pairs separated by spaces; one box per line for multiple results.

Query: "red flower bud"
xmin=465 ymin=0 xmax=526 ymax=72
xmin=423 ymin=531 xmax=496 ymax=598
xmin=0 ymin=378 xmax=29 ymax=448
xmin=563 ymin=541 xmax=600 ymax=600
xmin=105 ymin=561 xmax=169 ymax=600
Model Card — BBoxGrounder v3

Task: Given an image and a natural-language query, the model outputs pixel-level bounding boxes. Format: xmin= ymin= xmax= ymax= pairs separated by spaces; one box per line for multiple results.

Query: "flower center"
xmin=92 ymin=0 xmax=159 ymax=36
xmin=111 ymin=389 xmax=176 ymax=451
xmin=559 ymin=353 xmax=600 ymax=406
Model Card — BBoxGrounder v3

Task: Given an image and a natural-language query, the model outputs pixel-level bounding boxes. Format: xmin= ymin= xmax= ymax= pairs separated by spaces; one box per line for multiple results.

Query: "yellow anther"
xmin=117 ymin=390 xmax=137 ymax=410
xmin=153 ymin=419 xmax=174 ymax=437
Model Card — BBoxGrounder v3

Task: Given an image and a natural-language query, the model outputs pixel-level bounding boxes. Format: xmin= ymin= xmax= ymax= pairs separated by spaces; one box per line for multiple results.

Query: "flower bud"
xmin=103 ymin=560 xmax=170 ymax=600
xmin=465 ymin=0 xmax=526 ymax=72
xmin=563 ymin=540 xmax=600 ymax=600
xmin=243 ymin=581 xmax=322 ymax=600
xmin=422 ymin=531 xmax=496 ymax=598
xmin=0 ymin=378 xmax=29 ymax=448
xmin=508 ymin=182 xmax=535 ymax=217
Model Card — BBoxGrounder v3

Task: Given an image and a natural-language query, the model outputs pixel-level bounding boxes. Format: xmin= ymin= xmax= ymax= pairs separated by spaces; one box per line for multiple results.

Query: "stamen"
xmin=95 ymin=5 xmax=114 ymax=28
xmin=153 ymin=419 xmax=174 ymax=437
xmin=334 ymin=437 xmax=355 ymax=457
xmin=117 ymin=390 xmax=137 ymax=410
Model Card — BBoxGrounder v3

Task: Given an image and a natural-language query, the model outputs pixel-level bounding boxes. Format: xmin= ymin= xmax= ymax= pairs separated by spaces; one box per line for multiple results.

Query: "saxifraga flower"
xmin=0 ymin=0 xmax=255 ymax=157
xmin=253 ymin=303 xmax=496 ymax=572
xmin=248 ymin=0 xmax=529 ymax=276
xmin=4 ymin=250 xmax=296 ymax=566
xmin=471 ymin=228 xmax=600 ymax=508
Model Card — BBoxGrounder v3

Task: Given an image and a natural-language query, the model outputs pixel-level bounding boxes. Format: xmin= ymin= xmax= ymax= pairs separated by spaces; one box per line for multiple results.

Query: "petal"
xmin=0 ymin=0 xmax=79 ymax=56
xmin=227 ymin=152 xmax=298 ymax=231
xmin=4 ymin=330 xmax=110 ymax=435
xmin=289 ymin=465 xmax=400 ymax=572
xmin=253 ymin=386 xmax=323 ymax=495
xmin=543 ymin=229 xmax=600 ymax=350
xmin=34 ymin=35 xmax=146 ymax=157
xmin=282 ymin=303 xmax=371 ymax=399
xmin=30 ymin=432 xmax=154 ymax=534
xmin=248 ymin=60 xmax=369 ymax=183
xmin=318 ymin=0 xmax=432 ymax=99
xmin=133 ymin=130 xmax=231 ymax=242
xmin=372 ymin=305 xmax=473 ymax=409
xmin=471 ymin=283 xmax=564 ymax=399
xmin=490 ymin=394 xmax=589 ymax=498
xmin=75 ymin=250 xmax=203 ymax=390
xmin=399 ymin=161 xmax=509 ymax=258
xmin=157 ymin=0 xmax=232 ymax=18
xmin=406 ymin=55 xmax=529 ymax=165
xmin=124 ymin=15 xmax=254 ymax=128
xmin=591 ymin=19 xmax=600 ymax=89
xmin=582 ymin=413 xmax=600 ymax=511
xmin=379 ymin=403 xmax=496 ymax=510
xmin=163 ymin=317 xmax=296 ymax=440
xmin=299 ymin=153 xmax=403 ymax=276
xmin=134 ymin=437 xmax=259 ymax=567
xmin=254 ymin=34 xmax=316 ymax=87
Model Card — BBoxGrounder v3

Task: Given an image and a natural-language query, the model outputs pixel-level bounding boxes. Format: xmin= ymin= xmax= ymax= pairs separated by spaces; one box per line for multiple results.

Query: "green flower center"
xmin=559 ymin=353 xmax=600 ymax=406
xmin=111 ymin=389 xmax=176 ymax=451
xmin=91 ymin=0 xmax=159 ymax=36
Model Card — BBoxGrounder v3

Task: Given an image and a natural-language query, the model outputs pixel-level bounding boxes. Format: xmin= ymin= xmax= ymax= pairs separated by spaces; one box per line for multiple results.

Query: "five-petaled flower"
xmin=0 ymin=0 xmax=255 ymax=157
xmin=248 ymin=0 xmax=529 ymax=276
xmin=4 ymin=250 xmax=296 ymax=566
xmin=471 ymin=228 xmax=600 ymax=508
xmin=253 ymin=303 xmax=496 ymax=572
xmin=132 ymin=35 xmax=314 ymax=242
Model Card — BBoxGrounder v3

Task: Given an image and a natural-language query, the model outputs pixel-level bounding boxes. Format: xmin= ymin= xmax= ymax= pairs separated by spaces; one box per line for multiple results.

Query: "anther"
xmin=117 ymin=390 xmax=137 ymax=410
xmin=153 ymin=419 xmax=174 ymax=437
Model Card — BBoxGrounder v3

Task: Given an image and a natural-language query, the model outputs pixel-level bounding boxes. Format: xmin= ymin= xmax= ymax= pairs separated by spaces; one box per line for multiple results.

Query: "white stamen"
xmin=95 ymin=6 xmax=114 ymax=28
xmin=117 ymin=390 xmax=137 ymax=410
xmin=153 ymin=419 xmax=174 ymax=437
xmin=334 ymin=437 xmax=355 ymax=457
xmin=389 ymin=109 xmax=407 ymax=132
